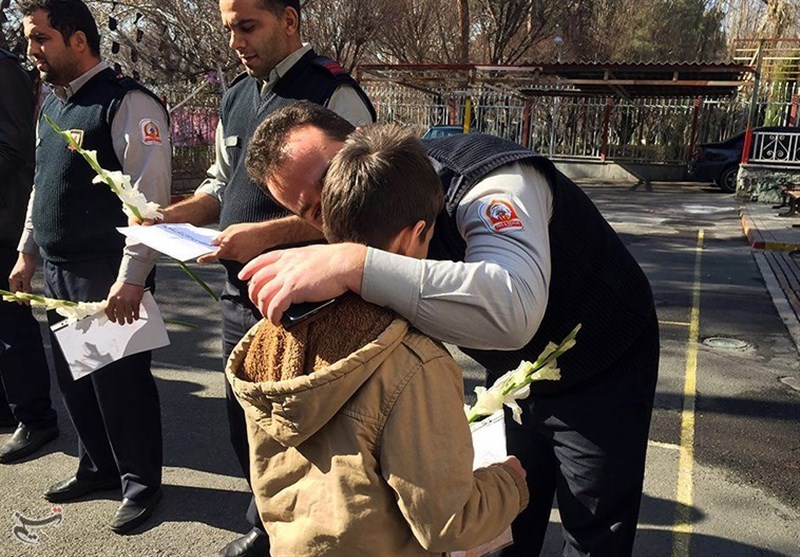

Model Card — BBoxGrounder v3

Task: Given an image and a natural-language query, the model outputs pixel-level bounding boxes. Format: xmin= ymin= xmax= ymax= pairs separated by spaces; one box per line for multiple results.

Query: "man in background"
xmin=0 ymin=46 xmax=59 ymax=465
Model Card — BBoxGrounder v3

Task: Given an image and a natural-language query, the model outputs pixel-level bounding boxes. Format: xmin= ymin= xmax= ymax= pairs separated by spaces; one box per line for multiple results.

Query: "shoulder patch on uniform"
xmin=312 ymin=56 xmax=347 ymax=76
xmin=139 ymin=118 xmax=163 ymax=146
xmin=479 ymin=195 xmax=525 ymax=234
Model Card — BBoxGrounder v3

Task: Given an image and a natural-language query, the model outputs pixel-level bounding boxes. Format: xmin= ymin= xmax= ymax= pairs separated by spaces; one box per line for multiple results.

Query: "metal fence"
xmin=362 ymin=82 xmax=795 ymax=165
xmin=159 ymin=83 xmax=221 ymax=183
xmin=751 ymin=129 xmax=800 ymax=166
xmin=162 ymin=79 xmax=798 ymax=180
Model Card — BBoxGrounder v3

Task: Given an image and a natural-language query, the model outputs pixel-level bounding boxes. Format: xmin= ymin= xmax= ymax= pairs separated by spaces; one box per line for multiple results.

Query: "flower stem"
xmin=177 ymin=261 xmax=219 ymax=302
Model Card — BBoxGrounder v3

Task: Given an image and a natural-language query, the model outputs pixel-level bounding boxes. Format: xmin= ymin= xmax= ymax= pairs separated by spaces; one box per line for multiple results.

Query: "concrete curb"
xmin=738 ymin=204 xmax=800 ymax=251
xmin=753 ymin=251 xmax=800 ymax=356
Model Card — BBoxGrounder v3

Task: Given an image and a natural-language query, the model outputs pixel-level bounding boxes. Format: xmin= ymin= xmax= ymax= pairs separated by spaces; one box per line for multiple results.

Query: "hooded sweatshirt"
xmin=226 ymin=294 xmax=528 ymax=556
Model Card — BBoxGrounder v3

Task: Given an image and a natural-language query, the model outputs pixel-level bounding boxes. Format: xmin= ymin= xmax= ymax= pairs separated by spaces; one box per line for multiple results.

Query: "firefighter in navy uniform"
xmin=14 ymin=0 xmax=170 ymax=534
xmin=239 ymin=111 xmax=661 ymax=557
xmin=155 ymin=1 xmax=375 ymax=555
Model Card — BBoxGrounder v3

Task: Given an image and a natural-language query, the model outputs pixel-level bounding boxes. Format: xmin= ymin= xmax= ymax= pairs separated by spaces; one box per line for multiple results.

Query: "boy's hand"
xmin=502 ymin=455 xmax=527 ymax=484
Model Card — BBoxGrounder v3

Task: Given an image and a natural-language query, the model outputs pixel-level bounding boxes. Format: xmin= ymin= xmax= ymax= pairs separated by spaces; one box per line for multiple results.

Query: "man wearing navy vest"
xmin=0 ymin=47 xmax=59 ymax=464
xmin=13 ymin=0 xmax=170 ymax=534
xmin=154 ymin=1 xmax=374 ymax=555
xmin=240 ymin=108 xmax=660 ymax=557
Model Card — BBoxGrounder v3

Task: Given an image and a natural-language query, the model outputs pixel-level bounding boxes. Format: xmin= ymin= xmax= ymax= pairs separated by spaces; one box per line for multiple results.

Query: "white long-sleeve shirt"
xmin=362 ymin=162 xmax=553 ymax=350
xmin=18 ymin=61 xmax=171 ymax=286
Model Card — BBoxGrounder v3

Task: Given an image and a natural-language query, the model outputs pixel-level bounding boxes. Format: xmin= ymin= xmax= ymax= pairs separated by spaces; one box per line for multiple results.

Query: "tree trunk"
xmin=457 ymin=0 xmax=469 ymax=63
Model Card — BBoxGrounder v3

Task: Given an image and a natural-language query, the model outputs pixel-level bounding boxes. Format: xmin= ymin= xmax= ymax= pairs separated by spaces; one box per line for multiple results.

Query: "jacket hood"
xmin=226 ymin=297 xmax=405 ymax=447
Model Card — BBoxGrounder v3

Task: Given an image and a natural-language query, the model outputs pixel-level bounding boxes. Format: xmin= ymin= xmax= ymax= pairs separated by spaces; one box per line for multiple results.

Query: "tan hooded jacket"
xmin=226 ymin=296 xmax=528 ymax=556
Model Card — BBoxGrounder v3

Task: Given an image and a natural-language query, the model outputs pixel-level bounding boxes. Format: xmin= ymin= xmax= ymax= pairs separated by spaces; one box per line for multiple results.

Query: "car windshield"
xmin=423 ymin=126 xmax=464 ymax=139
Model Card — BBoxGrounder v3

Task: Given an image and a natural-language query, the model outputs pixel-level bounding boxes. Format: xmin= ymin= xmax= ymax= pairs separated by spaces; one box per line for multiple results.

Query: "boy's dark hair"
xmin=20 ymin=0 xmax=101 ymax=57
xmin=322 ymin=125 xmax=444 ymax=250
xmin=246 ymin=103 xmax=354 ymax=188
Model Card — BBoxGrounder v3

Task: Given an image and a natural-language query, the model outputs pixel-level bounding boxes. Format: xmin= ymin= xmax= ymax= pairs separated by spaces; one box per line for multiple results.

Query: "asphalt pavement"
xmin=1 ymin=182 xmax=799 ymax=557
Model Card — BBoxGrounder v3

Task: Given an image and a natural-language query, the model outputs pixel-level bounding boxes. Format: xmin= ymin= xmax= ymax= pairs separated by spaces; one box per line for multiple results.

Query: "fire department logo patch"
xmin=139 ymin=119 xmax=162 ymax=145
xmin=67 ymin=129 xmax=84 ymax=150
xmin=479 ymin=196 xmax=524 ymax=233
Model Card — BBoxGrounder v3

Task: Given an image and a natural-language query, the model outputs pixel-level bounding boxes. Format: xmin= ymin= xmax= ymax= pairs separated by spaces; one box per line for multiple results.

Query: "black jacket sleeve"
xmin=0 ymin=57 xmax=36 ymax=247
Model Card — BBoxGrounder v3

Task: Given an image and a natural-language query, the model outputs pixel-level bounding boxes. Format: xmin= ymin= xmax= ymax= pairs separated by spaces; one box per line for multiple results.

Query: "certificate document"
xmin=53 ymin=291 xmax=170 ymax=380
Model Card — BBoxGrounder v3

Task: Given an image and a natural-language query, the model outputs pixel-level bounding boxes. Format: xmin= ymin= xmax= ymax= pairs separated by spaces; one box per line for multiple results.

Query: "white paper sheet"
xmin=52 ymin=291 xmax=170 ymax=380
xmin=450 ymin=411 xmax=514 ymax=557
xmin=116 ymin=223 xmax=218 ymax=262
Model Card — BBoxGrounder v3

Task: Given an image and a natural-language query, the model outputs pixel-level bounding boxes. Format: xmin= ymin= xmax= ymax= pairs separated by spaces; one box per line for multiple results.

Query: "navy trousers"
xmin=500 ymin=315 xmax=660 ymax=557
xmin=221 ymin=279 xmax=267 ymax=535
xmin=44 ymin=256 xmax=162 ymax=502
xmin=0 ymin=246 xmax=56 ymax=429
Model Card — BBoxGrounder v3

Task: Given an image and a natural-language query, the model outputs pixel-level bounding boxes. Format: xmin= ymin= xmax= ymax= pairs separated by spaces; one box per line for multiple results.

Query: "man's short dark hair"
xmin=260 ymin=0 xmax=301 ymax=23
xmin=246 ymin=103 xmax=354 ymax=188
xmin=20 ymin=0 xmax=101 ymax=57
xmin=322 ymin=125 xmax=444 ymax=251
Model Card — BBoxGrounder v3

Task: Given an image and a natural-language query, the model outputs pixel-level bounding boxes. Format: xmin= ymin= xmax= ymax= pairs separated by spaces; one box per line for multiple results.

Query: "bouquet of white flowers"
xmin=465 ymin=324 xmax=581 ymax=425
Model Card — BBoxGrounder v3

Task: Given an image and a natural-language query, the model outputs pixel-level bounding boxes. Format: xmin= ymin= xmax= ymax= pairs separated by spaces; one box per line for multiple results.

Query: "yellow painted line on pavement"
xmin=671 ymin=229 xmax=704 ymax=557
xmin=660 ymin=320 xmax=691 ymax=328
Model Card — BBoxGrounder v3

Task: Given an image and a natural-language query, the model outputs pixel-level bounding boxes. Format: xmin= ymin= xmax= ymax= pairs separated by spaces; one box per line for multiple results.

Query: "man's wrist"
xmin=342 ymin=243 xmax=367 ymax=294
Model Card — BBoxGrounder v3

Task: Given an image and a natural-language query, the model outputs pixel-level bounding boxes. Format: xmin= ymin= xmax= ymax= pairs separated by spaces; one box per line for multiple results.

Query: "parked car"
xmin=689 ymin=126 xmax=795 ymax=193
xmin=422 ymin=125 xmax=466 ymax=140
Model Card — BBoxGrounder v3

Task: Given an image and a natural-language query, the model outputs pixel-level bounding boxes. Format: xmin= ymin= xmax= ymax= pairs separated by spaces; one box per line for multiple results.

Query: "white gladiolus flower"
xmin=82 ymin=149 xmax=100 ymax=170
xmin=471 ymin=386 xmax=504 ymax=417
xmin=92 ymin=172 xmax=161 ymax=220
xmin=94 ymin=170 xmax=131 ymax=190
xmin=531 ymin=365 xmax=561 ymax=382
xmin=55 ymin=301 xmax=107 ymax=324
xmin=0 ymin=289 xmax=106 ymax=325
xmin=503 ymin=383 xmax=532 ymax=424
xmin=464 ymin=324 xmax=580 ymax=425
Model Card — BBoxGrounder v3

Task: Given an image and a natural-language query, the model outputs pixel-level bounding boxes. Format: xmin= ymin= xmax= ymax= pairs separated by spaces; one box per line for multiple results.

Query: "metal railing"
xmin=363 ymin=82 xmax=755 ymax=165
xmin=750 ymin=130 xmax=800 ymax=166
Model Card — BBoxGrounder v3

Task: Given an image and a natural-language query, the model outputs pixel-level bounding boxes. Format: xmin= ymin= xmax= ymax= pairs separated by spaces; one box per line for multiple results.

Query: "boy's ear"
xmin=388 ymin=220 xmax=428 ymax=257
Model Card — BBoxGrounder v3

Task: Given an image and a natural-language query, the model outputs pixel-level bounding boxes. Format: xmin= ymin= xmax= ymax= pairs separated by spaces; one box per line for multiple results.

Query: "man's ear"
xmin=283 ymin=6 xmax=299 ymax=35
xmin=70 ymin=30 xmax=88 ymax=53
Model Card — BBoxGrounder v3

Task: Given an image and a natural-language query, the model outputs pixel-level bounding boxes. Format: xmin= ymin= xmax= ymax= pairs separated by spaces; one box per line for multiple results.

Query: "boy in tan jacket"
xmin=226 ymin=117 xmax=528 ymax=556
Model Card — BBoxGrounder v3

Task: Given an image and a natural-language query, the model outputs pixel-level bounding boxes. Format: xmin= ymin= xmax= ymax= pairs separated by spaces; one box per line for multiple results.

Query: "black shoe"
xmin=44 ymin=475 xmax=121 ymax=503
xmin=0 ymin=424 xmax=58 ymax=463
xmin=109 ymin=488 xmax=162 ymax=535
xmin=218 ymin=528 xmax=269 ymax=557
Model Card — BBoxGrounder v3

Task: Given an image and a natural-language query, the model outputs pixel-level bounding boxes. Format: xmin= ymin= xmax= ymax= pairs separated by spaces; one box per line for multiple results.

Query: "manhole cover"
xmin=702 ymin=337 xmax=749 ymax=350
